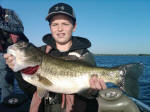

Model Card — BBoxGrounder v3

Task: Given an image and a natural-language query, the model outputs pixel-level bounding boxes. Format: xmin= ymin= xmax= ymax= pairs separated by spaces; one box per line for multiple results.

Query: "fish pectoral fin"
xmin=38 ymin=75 xmax=52 ymax=86
xmin=37 ymin=87 xmax=48 ymax=98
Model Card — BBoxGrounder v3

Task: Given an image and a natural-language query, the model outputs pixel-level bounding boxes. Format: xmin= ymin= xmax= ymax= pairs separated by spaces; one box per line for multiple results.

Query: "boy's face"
xmin=50 ymin=14 xmax=76 ymax=45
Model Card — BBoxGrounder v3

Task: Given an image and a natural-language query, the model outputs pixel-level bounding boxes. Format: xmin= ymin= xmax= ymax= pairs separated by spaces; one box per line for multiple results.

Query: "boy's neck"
xmin=56 ymin=41 xmax=72 ymax=52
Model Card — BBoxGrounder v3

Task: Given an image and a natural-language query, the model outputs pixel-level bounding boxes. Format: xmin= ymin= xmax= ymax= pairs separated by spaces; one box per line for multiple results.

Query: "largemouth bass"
xmin=7 ymin=42 xmax=143 ymax=98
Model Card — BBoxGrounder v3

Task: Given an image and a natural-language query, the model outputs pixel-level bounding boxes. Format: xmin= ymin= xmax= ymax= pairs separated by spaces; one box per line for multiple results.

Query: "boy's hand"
xmin=89 ymin=75 xmax=107 ymax=90
xmin=3 ymin=53 xmax=15 ymax=70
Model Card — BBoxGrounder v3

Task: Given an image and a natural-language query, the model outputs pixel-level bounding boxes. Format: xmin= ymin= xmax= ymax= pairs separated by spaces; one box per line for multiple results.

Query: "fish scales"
xmin=7 ymin=42 xmax=144 ymax=98
xmin=40 ymin=54 xmax=122 ymax=84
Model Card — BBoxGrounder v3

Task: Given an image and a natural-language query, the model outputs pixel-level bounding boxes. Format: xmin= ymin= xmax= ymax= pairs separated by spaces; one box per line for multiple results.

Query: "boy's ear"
xmin=73 ymin=23 xmax=77 ymax=32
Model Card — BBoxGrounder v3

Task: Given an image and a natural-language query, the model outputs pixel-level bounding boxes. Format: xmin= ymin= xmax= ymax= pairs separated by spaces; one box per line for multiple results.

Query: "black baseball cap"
xmin=46 ymin=3 xmax=76 ymax=23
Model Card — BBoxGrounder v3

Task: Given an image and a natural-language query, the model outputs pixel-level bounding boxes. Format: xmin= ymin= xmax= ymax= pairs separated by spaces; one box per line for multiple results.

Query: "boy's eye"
xmin=63 ymin=23 xmax=69 ymax=25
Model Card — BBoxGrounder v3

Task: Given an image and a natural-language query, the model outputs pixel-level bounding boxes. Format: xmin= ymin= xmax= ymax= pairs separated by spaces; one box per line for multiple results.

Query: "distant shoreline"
xmin=94 ymin=54 xmax=150 ymax=56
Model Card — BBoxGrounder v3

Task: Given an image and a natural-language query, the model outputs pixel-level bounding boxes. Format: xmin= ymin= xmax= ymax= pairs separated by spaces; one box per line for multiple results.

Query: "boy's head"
xmin=46 ymin=3 xmax=76 ymax=26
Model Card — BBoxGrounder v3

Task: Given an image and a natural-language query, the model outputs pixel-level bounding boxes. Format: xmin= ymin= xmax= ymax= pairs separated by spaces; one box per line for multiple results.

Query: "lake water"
xmin=95 ymin=55 xmax=150 ymax=106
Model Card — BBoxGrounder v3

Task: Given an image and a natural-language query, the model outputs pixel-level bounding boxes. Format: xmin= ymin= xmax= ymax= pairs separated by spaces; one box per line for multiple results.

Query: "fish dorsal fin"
xmin=37 ymin=87 xmax=49 ymax=98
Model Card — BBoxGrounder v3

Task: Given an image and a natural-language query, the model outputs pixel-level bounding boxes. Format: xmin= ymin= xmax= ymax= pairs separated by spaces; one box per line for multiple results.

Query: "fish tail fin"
xmin=118 ymin=63 xmax=144 ymax=98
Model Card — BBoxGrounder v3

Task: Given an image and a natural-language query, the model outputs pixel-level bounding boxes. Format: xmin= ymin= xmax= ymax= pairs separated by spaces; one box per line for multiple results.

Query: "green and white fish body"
xmin=7 ymin=42 xmax=143 ymax=98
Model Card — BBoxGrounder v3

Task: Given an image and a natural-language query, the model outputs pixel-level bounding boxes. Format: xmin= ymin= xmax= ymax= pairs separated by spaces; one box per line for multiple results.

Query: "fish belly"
xmin=22 ymin=73 xmax=90 ymax=94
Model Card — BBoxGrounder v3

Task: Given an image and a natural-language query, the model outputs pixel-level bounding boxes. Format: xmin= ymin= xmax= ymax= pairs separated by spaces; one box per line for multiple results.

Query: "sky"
xmin=1 ymin=0 xmax=150 ymax=54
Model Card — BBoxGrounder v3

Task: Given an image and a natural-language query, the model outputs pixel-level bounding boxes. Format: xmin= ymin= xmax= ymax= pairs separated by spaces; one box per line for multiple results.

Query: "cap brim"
xmin=45 ymin=11 xmax=76 ymax=22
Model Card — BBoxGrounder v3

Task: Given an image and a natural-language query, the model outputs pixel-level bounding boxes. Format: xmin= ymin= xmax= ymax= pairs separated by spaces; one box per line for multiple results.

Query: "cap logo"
xmin=55 ymin=6 xmax=59 ymax=11
xmin=60 ymin=6 xmax=64 ymax=10
xmin=55 ymin=6 xmax=64 ymax=11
